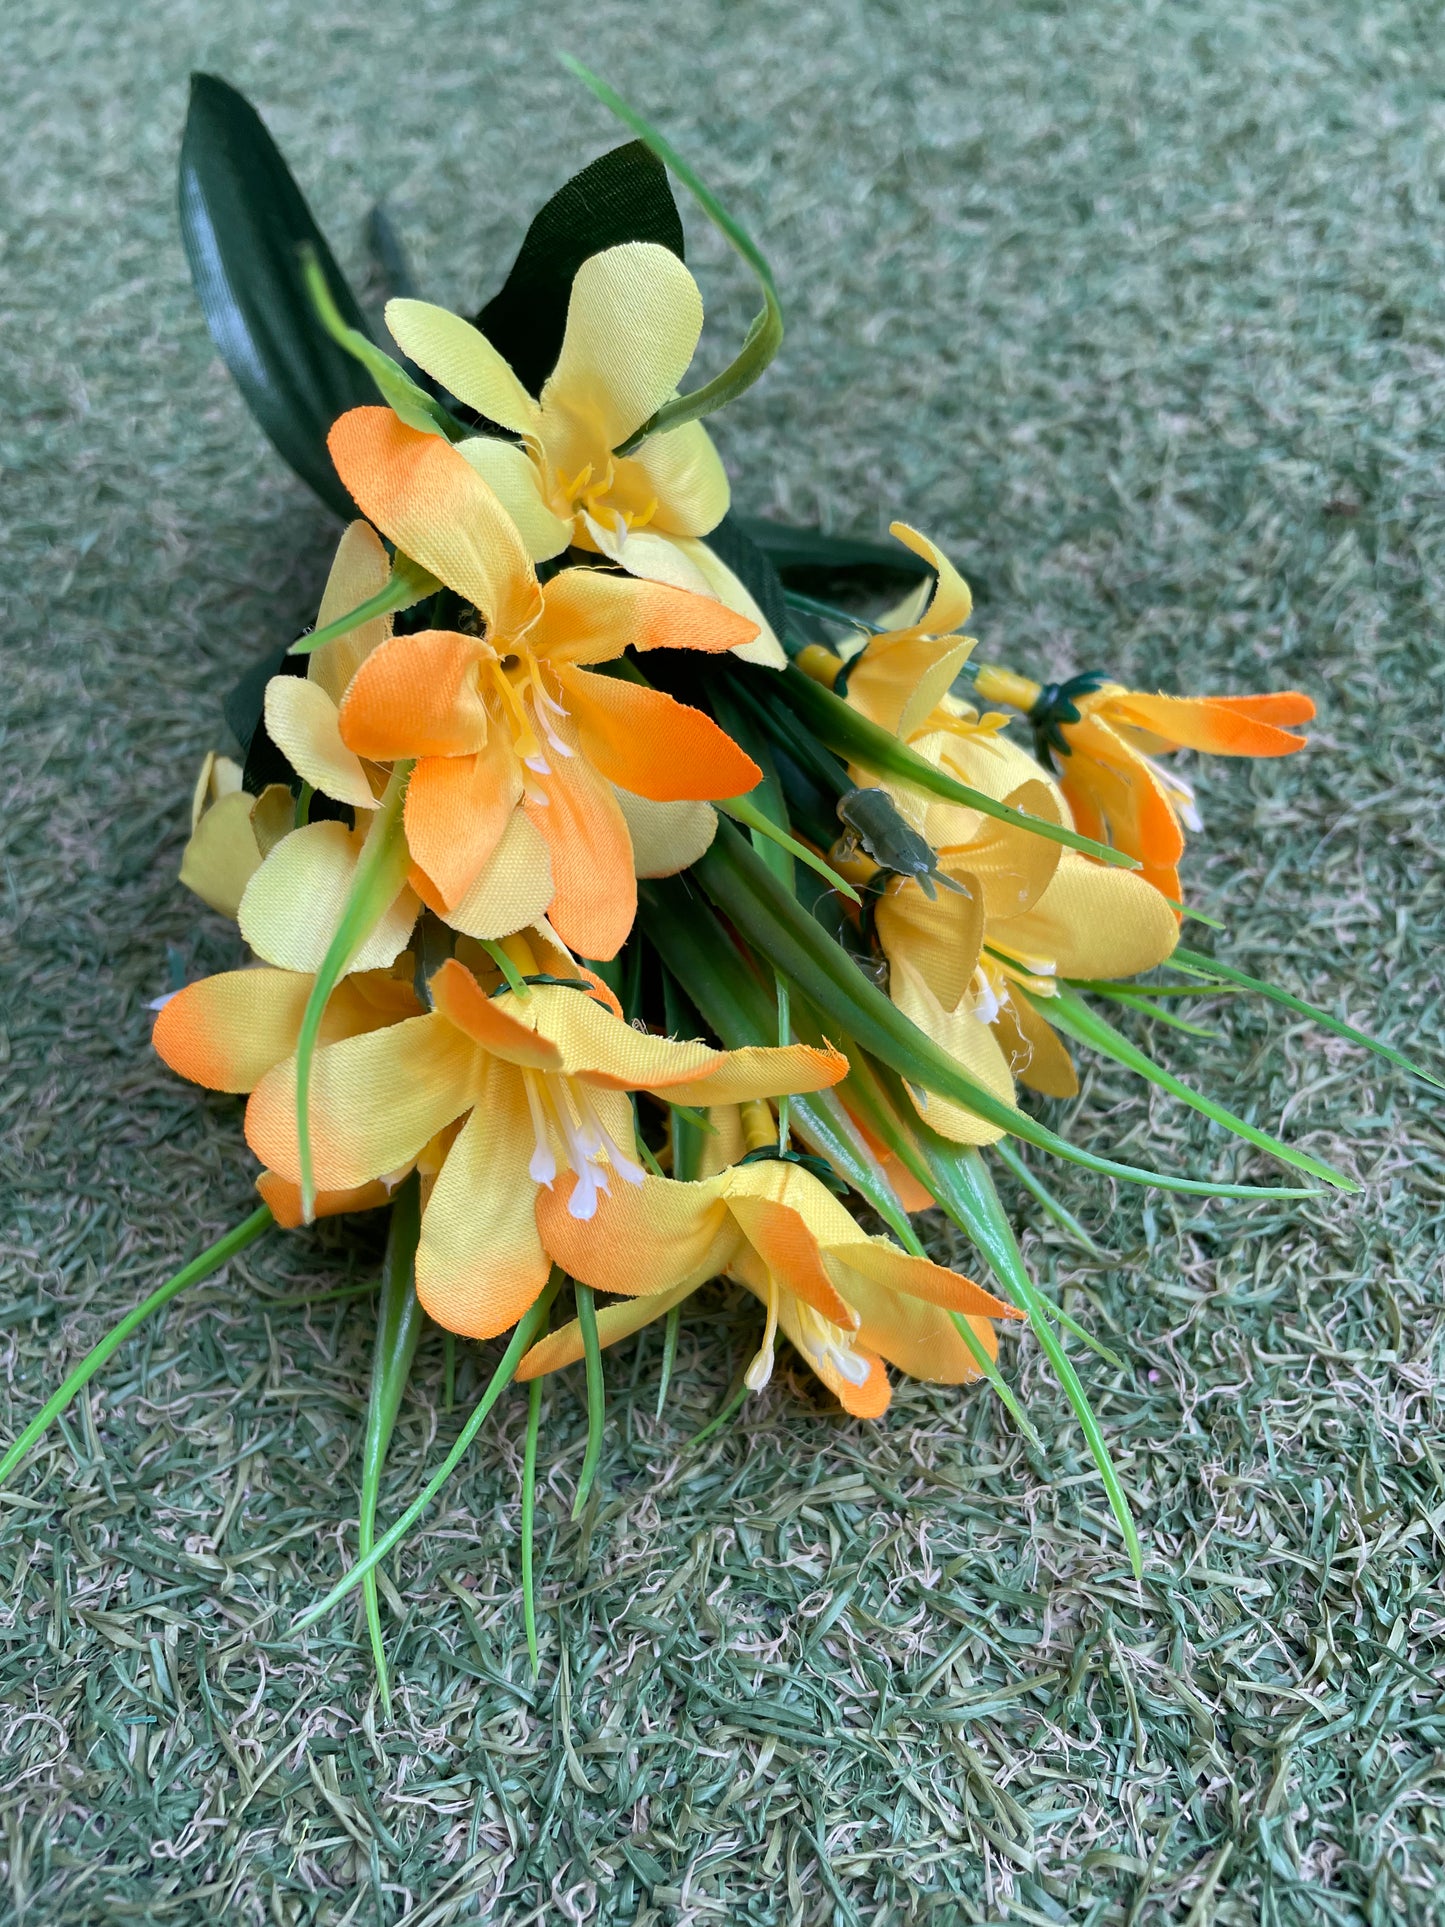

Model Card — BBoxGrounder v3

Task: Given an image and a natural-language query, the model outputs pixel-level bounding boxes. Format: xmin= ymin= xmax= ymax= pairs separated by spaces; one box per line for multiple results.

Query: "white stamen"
xmin=521 ymin=1072 xmax=557 ymax=1187
xmin=524 ymin=754 xmax=551 ymax=776
xmin=745 ymin=1277 xmax=780 ymax=1391
xmin=543 ymin=726 xmax=576 ymax=758
xmin=969 ymin=967 xmax=1000 ymax=1027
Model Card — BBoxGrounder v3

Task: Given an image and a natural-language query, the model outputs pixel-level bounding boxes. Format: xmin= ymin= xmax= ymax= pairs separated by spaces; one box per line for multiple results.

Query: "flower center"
xmin=792 ymin=1299 xmax=870 ymax=1389
xmin=520 ymin=1069 xmax=646 ymax=1219
xmin=480 ymin=644 xmax=574 ymax=801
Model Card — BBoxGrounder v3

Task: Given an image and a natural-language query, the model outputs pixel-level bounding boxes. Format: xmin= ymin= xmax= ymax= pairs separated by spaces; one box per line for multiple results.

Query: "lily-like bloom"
xmin=244 ymin=941 xmax=848 ymax=1340
xmin=383 ymin=243 xmax=785 ymax=664
xmin=518 ymin=1128 xmax=1017 ymax=1418
xmin=151 ymin=959 xmax=422 ymax=1225
xmin=865 ymin=722 xmax=1180 ymax=1124
xmin=973 ymin=667 xmax=1316 ymax=900
xmin=321 ymin=407 xmax=763 ymax=959
xmin=179 ymin=752 xmax=294 ymax=920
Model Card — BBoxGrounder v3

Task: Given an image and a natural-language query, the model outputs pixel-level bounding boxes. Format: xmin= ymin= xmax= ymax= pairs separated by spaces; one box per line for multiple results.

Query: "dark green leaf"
xmin=178 ymin=74 xmax=376 ymax=517
xmin=704 ymin=513 xmax=791 ymax=650
xmin=736 ymin=517 xmax=933 ymax=581
xmin=474 ymin=141 xmax=683 ymax=395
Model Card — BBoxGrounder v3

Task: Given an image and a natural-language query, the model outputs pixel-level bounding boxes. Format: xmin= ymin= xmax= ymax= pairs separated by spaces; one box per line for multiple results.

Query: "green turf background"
xmin=3 ymin=2 xmax=1443 ymax=1922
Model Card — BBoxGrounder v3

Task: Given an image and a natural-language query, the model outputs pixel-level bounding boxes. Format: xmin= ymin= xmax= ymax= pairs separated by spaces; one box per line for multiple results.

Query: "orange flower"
xmin=320 ymin=407 xmax=764 ymax=959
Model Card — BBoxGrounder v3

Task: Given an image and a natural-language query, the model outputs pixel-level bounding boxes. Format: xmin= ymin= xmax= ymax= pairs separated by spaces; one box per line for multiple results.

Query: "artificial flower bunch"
xmin=5 ymin=71 xmax=1434 ymax=1701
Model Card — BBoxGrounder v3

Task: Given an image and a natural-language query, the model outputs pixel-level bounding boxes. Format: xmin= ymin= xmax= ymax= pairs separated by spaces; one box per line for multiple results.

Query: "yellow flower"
xmin=382 ymin=243 xmax=786 ymax=665
xmin=517 ymin=1106 xmax=1017 ymax=1418
xmin=243 ymin=937 xmax=848 ymax=1340
xmin=973 ymin=669 xmax=1316 ymax=901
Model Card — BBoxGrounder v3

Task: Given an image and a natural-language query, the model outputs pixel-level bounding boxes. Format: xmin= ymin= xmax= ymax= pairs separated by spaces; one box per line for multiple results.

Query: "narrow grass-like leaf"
xmin=573 ymin=1284 xmax=606 ymax=1521
xmin=1038 ymin=984 xmax=1356 ymax=1190
xmin=295 ymin=761 xmax=413 ymax=1219
xmin=716 ymin=796 xmax=859 ymax=902
xmin=522 ymin=1377 xmax=543 ymax=1674
xmin=560 ymin=57 xmax=783 ymax=452
xmin=358 ymin=1175 xmax=424 ymax=1715
xmin=686 ymin=1381 xmax=750 ymax=1448
xmin=695 ymin=820 xmax=1316 ymax=1199
xmin=293 ymin=1272 xmax=564 ymax=1631
xmin=1082 ymin=985 xmax=1222 ymax=1038
xmin=990 ymin=1140 xmax=1109 ymax=1258
xmin=301 ymin=247 xmax=466 ymax=440
xmin=783 ymin=590 xmax=887 ymax=636
xmin=776 ymin=665 xmax=1137 ymax=869
xmin=1174 ymin=945 xmax=1445 ymax=1091
xmin=0 ymin=1206 xmax=274 ymax=1488
xmin=737 ymin=519 xmax=933 ymax=581
xmin=656 ymin=1305 xmax=683 ymax=1420
xmin=478 ymin=938 xmax=530 ymax=998
xmin=288 ymin=553 xmax=440 ymax=656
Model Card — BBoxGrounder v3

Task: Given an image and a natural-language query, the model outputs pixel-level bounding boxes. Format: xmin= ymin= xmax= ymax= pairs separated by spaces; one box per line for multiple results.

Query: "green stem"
xmin=990 ymin=1141 xmax=1108 ymax=1258
xmin=288 ymin=554 xmax=441 ymax=657
xmin=715 ymin=795 xmax=859 ymax=902
xmin=522 ymin=1377 xmax=543 ymax=1675
xmin=656 ymin=1304 xmax=683 ymax=1419
xmin=0 ymin=1207 xmax=274 ymax=1488
xmin=292 ymin=1273 xmax=563 ymax=1632
xmin=358 ymin=1176 xmax=424 ymax=1716
xmin=573 ymin=1284 xmax=605 ymax=1521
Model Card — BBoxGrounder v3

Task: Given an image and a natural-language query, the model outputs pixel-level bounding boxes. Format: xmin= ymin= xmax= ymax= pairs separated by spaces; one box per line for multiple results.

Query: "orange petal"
xmin=518 ymin=1277 xmax=702 ymax=1381
xmin=555 ymin=665 xmax=760 ymax=802
xmin=428 ymin=957 xmax=563 ymax=1070
xmin=338 ymin=630 xmax=490 ymax=760
xmin=152 ymin=968 xmax=390 ymax=1094
xmin=327 ymin=408 xmax=540 ymax=635
xmin=534 ymin=569 xmax=759 ymax=667
xmin=1207 ymin=691 xmax=1316 ymax=727
xmin=724 ymin=1194 xmax=857 ymax=1330
xmin=256 ymin=1170 xmax=391 ymax=1227
xmin=1109 ymin=692 xmax=1310 ymax=757
xmin=525 ymin=749 xmax=636 ymax=960
xmin=536 ymin=1172 xmax=736 ymax=1298
xmin=403 ymin=735 xmax=520 ymax=909
xmin=825 ymin=1242 xmax=1017 ymax=1320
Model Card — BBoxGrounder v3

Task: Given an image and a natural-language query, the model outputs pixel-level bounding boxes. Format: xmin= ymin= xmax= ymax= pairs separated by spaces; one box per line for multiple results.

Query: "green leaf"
xmin=178 ymin=74 xmax=377 ymax=517
xmin=990 ymin=1141 xmax=1109 ymax=1258
xmin=694 ymin=818 xmax=1316 ymax=1200
xmin=293 ymin=1271 xmax=564 ymax=1632
xmin=656 ymin=1305 xmax=683 ymax=1419
xmin=287 ymin=552 xmax=442 ymax=657
xmin=475 ymin=143 xmax=684 ymax=396
xmin=295 ymin=762 xmax=414 ymax=1219
xmin=359 ymin=1175 xmax=424 ymax=1715
xmin=1039 ymin=985 xmax=1356 ymax=1191
xmin=300 ymin=247 xmax=466 ymax=441
xmin=572 ymin=1284 xmax=606 ymax=1521
xmin=0 ymin=1206 xmax=274 ymax=1489
xmin=716 ymin=795 xmax=858 ymax=903
xmin=560 ymin=57 xmax=783 ymax=452
xmin=1173 ymin=945 xmax=1445 ymax=1092
xmin=774 ymin=665 xmax=1138 ymax=869
xmin=735 ymin=518 xmax=933 ymax=581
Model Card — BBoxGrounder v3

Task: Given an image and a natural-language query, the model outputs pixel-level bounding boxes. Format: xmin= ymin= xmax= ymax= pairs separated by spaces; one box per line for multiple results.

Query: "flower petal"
xmin=385 ymin=299 xmax=543 ymax=439
xmin=824 ymin=1242 xmax=1015 ymax=1320
xmin=535 ymin=568 xmax=759 ymax=668
xmin=338 ymin=630 xmax=491 ymax=761
xmin=414 ymin=1072 xmax=552 ymax=1338
xmin=412 ymin=807 xmax=555 ymax=942
xmin=556 ymin=666 xmax=760 ymax=801
xmin=847 ymin=635 xmax=974 ymax=739
xmin=525 ymin=747 xmax=636 ymax=960
xmin=1110 ymin=691 xmax=1311 ymax=756
xmin=178 ymin=789 xmax=262 ymax=919
xmin=542 ymin=242 xmax=704 ymax=450
xmin=265 ymin=677 xmax=376 ymax=808
xmin=775 ymin=1295 xmax=892 ymax=1418
xmin=237 ymin=821 xmax=419 ymax=975
xmin=991 ymin=987 xmax=1079 ymax=1099
xmin=517 ymin=1277 xmax=703 ymax=1381
xmin=308 ymin=520 xmax=395 ymax=704
xmin=454 ymin=436 xmax=571 ymax=560
xmin=1002 ymin=851 xmax=1178 ymax=979
xmin=844 ymin=1274 xmax=997 ymax=1386
xmin=427 ymin=957 xmax=563 ymax=1070
xmin=723 ymin=1193 xmax=857 ymax=1329
xmin=404 ymin=735 xmax=520 ymax=910
xmin=536 ymin=1171 xmax=736 ymax=1298
xmin=327 ymin=408 xmax=540 ymax=635
xmin=256 ymin=1170 xmax=391 ymax=1227
xmin=890 ymin=961 xmax=1014 ymax=1146
xmin=667 ymin=536 xmax=788 ymax=668
xmin=245 ymin=1014 xmax=483 ymax=1190
xmin=876 ymin=870 xmax=985 ymax=1013
xmin=153 ymin=968 xmax=313 ymax=1093
xmin=886 ymin=523 xmax=973 ymax=637
xmin=613 ymin=791 xmax=718 ymax=876
xmin=629 ymin=420 xmax=730 ymax=537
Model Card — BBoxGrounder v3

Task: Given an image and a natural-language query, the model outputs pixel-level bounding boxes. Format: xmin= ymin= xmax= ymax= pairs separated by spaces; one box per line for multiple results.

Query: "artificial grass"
xmin=3 ymin=0 xmax=1443 ymax=1922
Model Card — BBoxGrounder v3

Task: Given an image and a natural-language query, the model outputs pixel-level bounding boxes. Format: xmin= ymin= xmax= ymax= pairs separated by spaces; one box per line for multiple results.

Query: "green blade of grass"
xmin=1080 ymin=986 xmax=1221 ymax=1038
xmin=572 ymin=1284 xmax=606 ymax=1521
xmin=656 ymin=1304 xmax=683 ymax=1420
xmin=287 ymin=552 xmax=441 ymax=656
xmin=716 ymin=795 xmax=859 ymax=903
xmin=301 ymin=246 xmax=467 ymax=441
xmin=1037 ymin=984 xmax=1356 ymax=1191
xmin=294 ymin=761 xmax=413 ymax=1220
xmin=776 ymin=664 xmax=1138 ymax=869
xmin=561 ymin=57 xmax=783 ymax=453
xmin=358 ymin=1175 xmax=424 ymax=1717
xmin=522 ymin=1376 xmax=544 ymax=1675
xmin=0 ymin=1206 xmax=275 ymax=1488
xmin=1173 ymin=945 xmax=1445 ymax=1091
xmin=293 ymin=1271 xmax=564 ymax=1632
xmin=693 ymin=819 xmax=1318 ymax=1199
xmin=990 ymin=1139 xmax=1109 ymax=1258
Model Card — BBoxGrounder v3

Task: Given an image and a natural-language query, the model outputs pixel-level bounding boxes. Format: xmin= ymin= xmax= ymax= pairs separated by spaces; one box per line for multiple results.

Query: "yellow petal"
xmin=824 ymin=1241 xmax=1016 ymax=1320
xmin=245 ymin=1014 xmax=484 ymax=1189
xmin=542 ymin=242 xmax=704 ymax=450
xmin=875 ymin=870 xmax=985 ymax=1012
xmin=629 ymin=420 xmax=730 ymax=537
xmin=420 ymin=807 xmax=554 ymax=942
xmin=720 ymin=1157 xmax=863 ymax=1246
xmin=948 ymin=780 xmax=1062 ymax=921
xmin=189 ymin=750 xmax=244 ymax=831
xmin=723 ymin=1193 xmax=857 ymax=1329
xmin=385 ymin=299 xmax=543 ymax=440
xmin=771 ymin=1292 xmax=891 ymax=1417
xmin=668 ymin=536 xmax=789 ymax=668
xmin=844 ymin=1272 xmax=997 ymax=1385
xmin=152 ymin=967 xmax=400 ymax=1094
xmin=414 ymin=1065 xmax=552 ymax=1338
xmin=517 ymin=1277 xmax=702 ymax=1381
xmin=1002 ymin=851 xmax=1179 ymax=979
xmin=251 ymin=783 xmax=297 ymax=857
xmin=455 ymin=437 xmax=571 ymax=561
xmin=308 ymin=520 xmax=395 ymax=704
xmin=237 ymin=821 xmax=419 ymax=974
xmin=536 ymin=1169 xmax=737 ymax=1298
xmin=179 ymin=789 xmax=262 ymax=919
xmin=890 ymin=961 xmax=1013 ymax=1145
xmin=886 ymin=523 xmax=973 ymax=636
xmin=847 ymin=634 xmax=974 ymax=738
xmin=991 ymin=986 xmax=1079 ymax=1099
xmin=264 ymin=677 xmax=377 ymax=809
xmin=614 ymin=790 xmax=718 ymax=877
